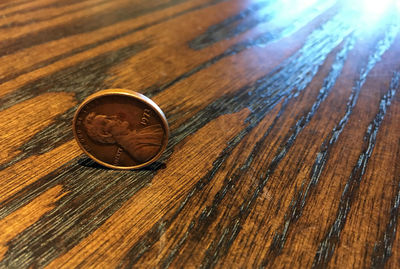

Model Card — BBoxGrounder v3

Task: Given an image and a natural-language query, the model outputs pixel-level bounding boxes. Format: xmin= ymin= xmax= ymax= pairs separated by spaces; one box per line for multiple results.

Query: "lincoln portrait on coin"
xmin=83 ymin=112 xmax=163 ymax=162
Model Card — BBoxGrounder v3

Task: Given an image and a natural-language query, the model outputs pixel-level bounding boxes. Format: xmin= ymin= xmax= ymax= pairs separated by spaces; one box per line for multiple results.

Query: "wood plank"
xmin=1 ymin=0 xmax=400 ymax=268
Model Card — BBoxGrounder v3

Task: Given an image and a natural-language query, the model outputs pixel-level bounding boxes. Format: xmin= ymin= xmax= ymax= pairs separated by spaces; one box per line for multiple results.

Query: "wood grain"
xmin=1 ymin=0 xmax=400 ymax=268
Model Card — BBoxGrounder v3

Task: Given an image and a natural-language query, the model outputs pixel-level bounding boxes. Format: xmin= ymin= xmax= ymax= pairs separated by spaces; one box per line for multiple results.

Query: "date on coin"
xmin=73 ymin=89 xmax=169 ymax=169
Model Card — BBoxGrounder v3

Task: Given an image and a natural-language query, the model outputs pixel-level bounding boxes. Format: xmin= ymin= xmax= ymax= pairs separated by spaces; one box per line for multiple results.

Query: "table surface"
xmin=1 ymin=0 xmax=400 ymax=268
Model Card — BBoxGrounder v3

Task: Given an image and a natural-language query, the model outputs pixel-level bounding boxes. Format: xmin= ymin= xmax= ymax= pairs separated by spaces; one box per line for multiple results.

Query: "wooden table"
xmin=1 ymin=0 xmax=400 ymax=268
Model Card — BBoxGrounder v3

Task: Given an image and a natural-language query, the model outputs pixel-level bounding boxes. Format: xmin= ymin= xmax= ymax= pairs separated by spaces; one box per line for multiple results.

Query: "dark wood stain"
xmin=1 ymin=1 xmax=400 ymax=268
xmin=118 ymin=11 xmax=358 ymax=267
xmin=0 ymin=0 xmax=98 ymax=19
xmin=145 ymin=1 xmax=338 ymax=99
xmin=260 ymin=33 xmax=356 ymax=267
xmin=0 ymin=42 xmax=147 ymax=170
xmin=0 ymin=0 xmax=223 ymax=57
xmin=189 ymin=0 xmax=275 ymax=50
xmin=0 ymin=0 xmax=224 ymax=87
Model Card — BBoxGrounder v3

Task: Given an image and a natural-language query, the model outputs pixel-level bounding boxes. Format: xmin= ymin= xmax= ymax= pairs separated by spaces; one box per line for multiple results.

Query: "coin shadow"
xmin=77 ymin=157 xmax=111 ymax=170
xmin=77 ymin=157 xmax=166 ymax=171
xmin=139 ymin=161 xmax=167 ymax=171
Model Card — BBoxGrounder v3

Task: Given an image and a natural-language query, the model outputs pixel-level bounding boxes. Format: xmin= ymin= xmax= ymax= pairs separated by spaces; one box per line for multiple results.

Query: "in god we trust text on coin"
xmin=73 ymin=89 xmax=169 ymax=169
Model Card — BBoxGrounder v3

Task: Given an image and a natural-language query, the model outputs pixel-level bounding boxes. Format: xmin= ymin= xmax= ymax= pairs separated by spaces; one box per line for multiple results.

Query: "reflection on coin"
xmin=73 ymin=89 xmax=169 ymax=169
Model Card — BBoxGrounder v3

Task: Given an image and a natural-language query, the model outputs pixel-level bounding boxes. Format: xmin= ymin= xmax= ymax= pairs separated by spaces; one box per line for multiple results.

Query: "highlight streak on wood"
xmin=381 ymin=154 xmax=400 ymax=269
xmin=326 ymin=35 xmax=400 ymax=268
xmin=0 ymin=185 xmax=66 ymax=261
xmin=214 ymin=32 xmax=355 ymax=269
xmin=312 ymin=24 xmax=400 ymax=269
xmin=247 ymin=26 xmax=400 ymax=269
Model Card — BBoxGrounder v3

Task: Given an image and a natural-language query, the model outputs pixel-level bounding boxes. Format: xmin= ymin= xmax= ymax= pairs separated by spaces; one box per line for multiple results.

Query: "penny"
xmin=72 ymin=89 xmax=169 ymax=169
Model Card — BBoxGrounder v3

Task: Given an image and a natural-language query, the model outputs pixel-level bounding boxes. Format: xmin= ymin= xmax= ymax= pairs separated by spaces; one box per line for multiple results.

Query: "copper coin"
xmin=72 ymin=89 xmax=169 ymax=169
